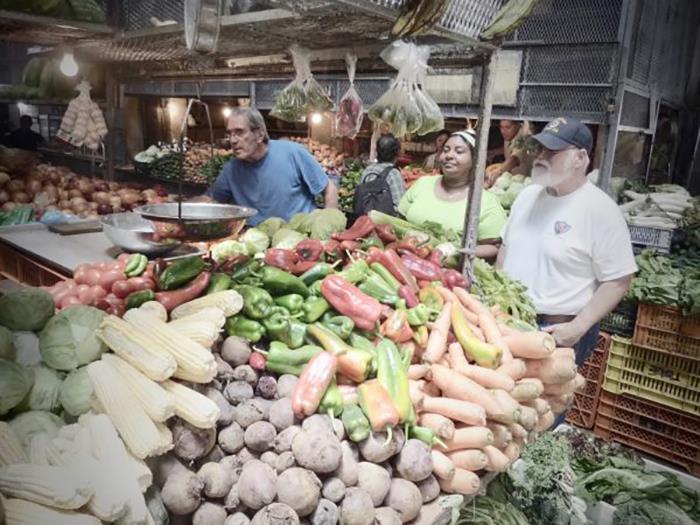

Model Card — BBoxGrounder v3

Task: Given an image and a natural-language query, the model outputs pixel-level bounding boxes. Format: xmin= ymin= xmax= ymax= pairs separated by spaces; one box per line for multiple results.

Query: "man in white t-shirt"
xmin=497 ymin=118 xmax=637 ymax=367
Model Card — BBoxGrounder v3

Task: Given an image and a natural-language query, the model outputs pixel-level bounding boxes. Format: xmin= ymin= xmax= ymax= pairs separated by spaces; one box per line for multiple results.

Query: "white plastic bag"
xmin=335 ymin=54 xmax=364 ymax=138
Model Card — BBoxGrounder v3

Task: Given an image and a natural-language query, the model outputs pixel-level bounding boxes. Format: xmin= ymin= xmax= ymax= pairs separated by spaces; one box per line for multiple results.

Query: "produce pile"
xmin=283 ymin=137 xmax=347 ymax=179
xmin=619 ymin=184 xmax=697 ymax=229
xmin=487 ymin=172 xmax=532 ymax=212
xmin=135 ymin=143 xmax=232 ymax=185
xmin=338 ymin=161 xmax=364 ymax=211
xmin=401 ymin=165 xmax=436 ymax=189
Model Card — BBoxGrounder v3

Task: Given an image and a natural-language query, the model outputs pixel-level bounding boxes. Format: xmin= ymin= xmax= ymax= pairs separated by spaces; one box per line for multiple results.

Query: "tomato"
xmin=98 ymin=269 xmax=124 ymax=291
xmin=94 ymin=261 xmax=111 ymax=271
xmin=74 ymin=267 xmax=90 ymax=285
xmin=78 ymin=287 xmax=95 ymax=303
xmin=53 ymin=288 xmax=76 ymax=307
xmin=90 ymin=286 xmax=107 ymax=301
xmin=111 ymin=279 xmax=133 ymax=299
xmin=127 ymin=276 xmax=156 ymax=292
xmin=83 ymin=269 xmax=102 ymax=287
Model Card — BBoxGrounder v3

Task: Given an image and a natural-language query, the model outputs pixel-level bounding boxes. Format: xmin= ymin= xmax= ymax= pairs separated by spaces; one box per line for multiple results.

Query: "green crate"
xmin=602 ymin=336 xmax=700 ymax=416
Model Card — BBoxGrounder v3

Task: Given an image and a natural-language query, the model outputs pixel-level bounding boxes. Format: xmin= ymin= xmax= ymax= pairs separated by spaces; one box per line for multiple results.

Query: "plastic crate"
xmin=600 ymin=302 xmax=637 ymax=338
xmin=594 ymin=390 xmax=700 ymax=476
xmin=602 ymin=336 xmax=700 ymax=416
xmin=633 ymin=304 xmax=700 ymax=359
xmin=627 ymin=224 xmax=674 ymax=253
xmin=565 ymin=332 xmax=611 ymax=429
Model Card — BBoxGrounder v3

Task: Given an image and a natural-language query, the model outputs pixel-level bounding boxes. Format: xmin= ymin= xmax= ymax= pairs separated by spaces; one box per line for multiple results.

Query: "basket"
xmin=600 ymin=301 xmax=637 ymax=337
xmin=565 ymin=332 xmax=611 ymax=429
xmin=627 ymin=224 xmax=674 ymax=253
xmin=602 ymin=336 xmax=700 ymax=416
xmin=594 ymin=390 xmax=700 ymax=476
xmin=633 ymin=303 xmax=700 ymax=358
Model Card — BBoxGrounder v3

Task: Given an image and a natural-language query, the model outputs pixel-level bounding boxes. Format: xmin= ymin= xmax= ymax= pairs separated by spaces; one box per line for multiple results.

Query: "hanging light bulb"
xmin=222 ymin=107 xmax=232 ymax=118
xmin=59 ymin=51 xmax=79 ymax=77
xmin=310 ymin=112 xmax=323 ymax=125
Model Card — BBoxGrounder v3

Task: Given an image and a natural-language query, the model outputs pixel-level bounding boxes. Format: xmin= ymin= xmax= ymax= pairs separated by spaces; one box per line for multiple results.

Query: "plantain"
xmin=480 ymin=0 xmax=540 ymax=41
xmin=392 ymin=0 xmax=450 ymax=37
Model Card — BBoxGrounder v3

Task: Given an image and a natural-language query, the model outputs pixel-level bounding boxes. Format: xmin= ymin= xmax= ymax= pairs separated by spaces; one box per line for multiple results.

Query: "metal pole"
xmin=105 ymin=69 xmax=117 ymax=181
xmin=460 ymin=51 xmax=497 ymax=276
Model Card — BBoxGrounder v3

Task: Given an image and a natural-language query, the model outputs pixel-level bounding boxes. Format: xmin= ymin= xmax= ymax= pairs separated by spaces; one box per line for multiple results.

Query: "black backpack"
xmin=354 ymin=165 xmax=396 ymax=216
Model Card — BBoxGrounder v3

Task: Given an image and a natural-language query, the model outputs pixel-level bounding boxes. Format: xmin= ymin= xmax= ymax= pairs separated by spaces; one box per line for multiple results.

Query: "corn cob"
xmin=161 ymin=380 xmax=220 ymax=429
xmin=0 ymin=422 xmax=28 ymax=466
xmin=170 ymin=289 xmax=244 ymax=319
xmin=139 ymin=300 xmax=167 ymax=322
xmin=28 ymin=434 xmax=50 ymax=466
xmin=98 ymin=316 xmax=177 ymax=381
xmin=101 ymin=354 xmax=175 ymax=422
xmin=168 ymin=307 xmax=226 ymax=348
xmin=124 ymin=309 xmax=216 ymax=383
xmin=87 ymin=361 xmax=171 ymax=459
xmin=4 ymin=498 xmax=101 ymax=525
xmin=0 ymin=464 xmax=92 ymax=510
xmin=154 ymin=421 xmax=174 ymax=452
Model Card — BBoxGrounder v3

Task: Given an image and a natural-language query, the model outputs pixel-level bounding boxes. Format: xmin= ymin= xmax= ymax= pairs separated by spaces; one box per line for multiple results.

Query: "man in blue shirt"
xmin=208 ymin=107 xmax=338 ymax=225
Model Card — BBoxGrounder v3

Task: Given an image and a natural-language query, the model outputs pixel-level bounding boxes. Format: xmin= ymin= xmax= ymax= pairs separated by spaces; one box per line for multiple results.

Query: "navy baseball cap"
xmin=531 ymin=117 xmax=593 ymax=152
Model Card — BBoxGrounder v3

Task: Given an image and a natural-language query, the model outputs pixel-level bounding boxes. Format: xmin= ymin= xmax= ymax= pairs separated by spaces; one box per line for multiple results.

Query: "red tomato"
xmin=74 ymin=267 xmax=90 ymax=285
xmin=98 ymin=269 xmax=124 ymax=291
xmin=83 ymin=269 xmax=102 ymax=287
xmin=127 ymin=276 xmax=156 ymax=292
xmin=111 ymin=280 xmax=133 ymax=299
xmin=94 ymin=261 xmax=111 ymax=271
xmin=60 ymin=295 xmax=82 ymax=309
xmin=90 ymin=286 xmax=107 ymax=301
xmin=78 ymin=287 xmax=95 ymax=303
xmin=53 ymin=288 xmax=76 ymax=307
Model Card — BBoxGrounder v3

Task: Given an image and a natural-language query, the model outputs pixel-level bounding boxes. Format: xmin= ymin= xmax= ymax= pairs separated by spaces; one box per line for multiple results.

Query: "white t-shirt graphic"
xmin=502 ymin=182 xmax=638 ymax=315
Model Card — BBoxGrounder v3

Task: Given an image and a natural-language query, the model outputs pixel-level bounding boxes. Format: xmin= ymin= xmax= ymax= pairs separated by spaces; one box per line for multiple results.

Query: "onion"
xmin=93 ymin=181 xmax=109 ymax=192
xmin=2 ymin=202 xmax=17 ymax=212
xmin=78 ymin=209 xmax=89 ymax=218
xmin=0 ymin=173 xmax=9 ymax=187
xmin=0 ymin=190 xmax=8 ymax=204
xmin=26 ymin=179 xmax=42 ymax=197
xmin=141 ymin=189 xmax=157 ymax=201
xmin=73 ymin=202 xmax=89 ymax=214
xmin=108 ymin=182 xmax=120 ymax=191
xmin=48 ymin=170 xmax=62 ymax=184
xmin=120 ymin=191 xmax=142 ymax=209
xmin=43 ymin=184 xmax=58 ymax=202
xmin=92 ymin=191 xmax=111 ymax=205
xmin=68 ymin=189 xmax=83 ymax=199
xmin=88 ymin=201 xmax=99 ymax=211
xmin=97 ymin=203 xmax=112 ymax=215
xmin=58 ymin=189 xmax=68 ymax=200
xmin=70 ymin=196 xmax=87 ymax=207
xmin=12 ymin=192 xmax=30 ymax=203
xmin=61 ymin=208 xmax=72 ymax=215
xmin=77 ymin=179 xmax=94 ymax=195
xmin=58 ymin=199 xmax=71 ymax=209
xmin=108 ymin=196 xmax=122 ymax=212
xmin=7 ymin=180 xmax=24 ymax=193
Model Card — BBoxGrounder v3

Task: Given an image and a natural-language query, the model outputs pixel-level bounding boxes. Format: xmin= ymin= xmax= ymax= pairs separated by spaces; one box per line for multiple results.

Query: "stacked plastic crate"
xmin=565 ymin=332 xmax=611 ymax=429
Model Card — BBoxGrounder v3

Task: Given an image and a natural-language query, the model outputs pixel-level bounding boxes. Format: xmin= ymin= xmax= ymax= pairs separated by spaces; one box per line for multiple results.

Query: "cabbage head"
xmin=0 ymin=358 xmax=34 ymax=416
xmin=272 ymin=228 xmax=307 ymax=250
xmin=511 ymin=174 xmax=525 ymax=183
xmin=499 ymin=191 xmax=517 ymax=209
xmin=0 ymin=288 xmax=54 ymax=332
xmin=257 ymin=217 xmax=286 ymax=238
xmin=0 ymin=325 xmax=14 ymax=360
xmin=240 ymin=228 xmax=270 ymax=255
xmin=60 ymin=367 xmax=92 ymax=417
xmin=211 ymin=240 xmax=248 ymax=264
xmin=493 ymin=172 xmax=512 ymax=190
xmin=21 ymin=365 xmax=62 ymax=412
xmin=9 ymin=410 xmax=63 ymax=451
xmin=39 ymin=305 xmax=106 ymax=371
xmin=288 ymin=213 xmax=313 ymax=234
xmin=309 ymin=208 xmax=347 ymax=240
xmin=13 ymin=332 xmax=41 ymax=366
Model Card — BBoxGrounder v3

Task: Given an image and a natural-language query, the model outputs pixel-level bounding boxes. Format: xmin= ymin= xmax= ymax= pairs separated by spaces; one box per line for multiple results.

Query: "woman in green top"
xmin=398 ymin=130 xmax=507 ymax=260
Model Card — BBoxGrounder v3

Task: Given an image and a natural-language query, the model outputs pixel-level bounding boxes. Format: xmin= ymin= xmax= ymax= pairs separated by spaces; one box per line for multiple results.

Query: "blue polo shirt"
xmin=210 ymin=140 xmax=329 ymax=225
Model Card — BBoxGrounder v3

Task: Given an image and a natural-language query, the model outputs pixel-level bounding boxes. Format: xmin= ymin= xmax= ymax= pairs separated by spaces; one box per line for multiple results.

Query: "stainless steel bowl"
xmin=135 ymin=202 xmax=257 ymax=241
xmin=101 ymin=212 xmax=181 ymax=255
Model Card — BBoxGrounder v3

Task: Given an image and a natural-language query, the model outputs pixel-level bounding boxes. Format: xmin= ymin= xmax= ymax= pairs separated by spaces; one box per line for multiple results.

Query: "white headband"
xmin=451 ymin=130 xmax=476 ymax=148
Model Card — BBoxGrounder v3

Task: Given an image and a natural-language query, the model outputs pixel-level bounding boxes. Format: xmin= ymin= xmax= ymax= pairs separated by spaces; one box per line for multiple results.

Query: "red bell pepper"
xmin=340 ymin=240 xmax=361 ymax=253
xmin=307 ymin=323 xmax=373 ymax=382
xmin=416 ymin=246 xmax=432 ymax=259
xmin=292 ymin=260 xmax=317 ymax=275
xmin=264 ymin=249 xmax=299 ymax=272
xmin=380 ymin=309 xmax=414 ymax=343
xmin=324 ymin=239 xmax=342 ymax=260
xmin=320 ymin=275 xmax=383 ymax=331
xmin=295 ymin=239 xmax=324 ymax=262
xmin=374 ymin=224 xmax=397 ymax=243
xmin=291 ymin=351 xmax=338 ymax=417
xmin=398 ymin=285 xmax=420 ymax=308
xmin=367 ymin=248 xmax=419 ymax=293
xmin=400 ymin=251 xmax=444 ymax=282
xmin=443 ymin=269 xmax=468 ymax=289
xmin=428 ymin=248 xmax=444 ymax=268
xmin=395 ymin=237 xmax=421 ymax=255
xmin=332 ymin=215 xmax=376 ymax=241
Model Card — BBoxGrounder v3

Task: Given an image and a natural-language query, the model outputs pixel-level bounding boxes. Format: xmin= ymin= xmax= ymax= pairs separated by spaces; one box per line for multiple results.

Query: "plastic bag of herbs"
xmin=335 ymin=53 xmax=364 ymax=138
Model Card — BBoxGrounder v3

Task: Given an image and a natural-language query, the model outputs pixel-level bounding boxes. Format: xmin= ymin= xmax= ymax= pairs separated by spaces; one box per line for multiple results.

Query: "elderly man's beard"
xmin=531 ymin=155 xmax=577 ymax=189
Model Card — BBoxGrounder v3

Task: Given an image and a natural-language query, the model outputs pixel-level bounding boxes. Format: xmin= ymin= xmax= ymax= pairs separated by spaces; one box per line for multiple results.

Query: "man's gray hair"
xmin=229 ymin=106 xmax=269 ymax=143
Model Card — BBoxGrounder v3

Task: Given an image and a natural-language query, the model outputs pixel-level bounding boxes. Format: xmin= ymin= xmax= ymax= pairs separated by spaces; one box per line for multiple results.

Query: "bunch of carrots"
xmin=406 ymin=286 xmax=584 ymax=496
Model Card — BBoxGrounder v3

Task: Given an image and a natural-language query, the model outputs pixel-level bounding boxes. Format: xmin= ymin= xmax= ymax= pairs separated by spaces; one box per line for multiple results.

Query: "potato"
xmin=341 ymin=487 xmax=375 ymax=525
xmin=245 ymin=421 xmax=277 ymax=452
xmin=268 ymin=398 xmax=296 ymax=431
xmin=215 ymin=354 xmax=236 ymax=382
xmin=193 ymin=502 xmax=226 ymax=525
xmin=301 ymin=414 xmax=335 ymax=435
xmin=358 ymin=428 xmax=405 ymax=463
xmin=292 ymin=429 xmax=342 ymax=474
xmin=233 ymin=364 xmax=259 ymax=386
xmin=332 ymin=418 xmax=345 ymax=440
xmin=225 ymin=512 xmax=250 ymax=525
xmin=236 ymin=399 xmax=269 ymax=428
xmin=198 ymin=462 xmax=235 ymax=498
xmin=221 ymin=336 xmax=252 ymax=366
xmin=161 ymin=469 xmax=203 ymax=515
xmin=384 ymin=479 xmax=421 ymax=523
xmin=274 ymin=426 xmax=301 ymax=453
xmin=224 ymin=381 xmax=254 ymax=405
xmin=277 ymin=467 xmax=321 ymax=517
xmin=333 ymin=441 xmax=359 ymax=487
xmin=277 ymin=374 xmax=298 ymax=398
xmin=276 ymin=451 xmax=295 ymax=474
xmin=219 ymin=422 xmax=245 ymax=454
xmin=394 ymin=439 xmax=433 ymax=482
xmin=310 ymin=499 xmax=339 ymax=525
xmin=357 ymin=462 xmax=391 ymax=506
xmin=251 ymin=503 xmax=300 ymax=525
xmin=224 ymin=483 xmax=240 ymax=511
xmin=415 ymin=475 xmax=440 ymax=503
xmin=322 ymin=477 xmax=346 ymax=503
xmin=260 ymin=451 xmax=278 ymax=469
xmin=238 ymin=446 xmax=260 ymax=464
xmin=238 ymin=460 xmax=277 ymax=510
xmin=375 ymin=507 xmax=402 ymax=525
xmin=220 ymin=455 xmax=243 ymax=474
xmin=199 ymin=445 xmax=226 ymax=465
xmin=171 ymin=420 xmax=216 ymax=461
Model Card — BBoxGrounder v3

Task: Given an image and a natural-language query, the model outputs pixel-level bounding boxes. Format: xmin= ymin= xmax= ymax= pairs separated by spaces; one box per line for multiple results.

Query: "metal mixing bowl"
xmin=101 ymin=212 xmax=181 ymax=255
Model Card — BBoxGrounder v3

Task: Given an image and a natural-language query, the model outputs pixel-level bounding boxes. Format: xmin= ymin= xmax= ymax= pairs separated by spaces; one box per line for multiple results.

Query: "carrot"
xmin=416 ymin=379 xmax=441 ymax=397
xmin=535 ymin=410 xmax=555 ymax=432
xmin=522 ymin=397 xmax=551 ymax=416
xmin=553 ymin=347 xmax=576 ymax=361
xmin=448 ymin=343 xmax=515 ymax=391
xmin=544 ymin=393 xmax=574 ymax=414
xmin=483 ymin=445 xmax=511 ymax=472
xmin=418 ymin=413 xmax=455 ymax=440
xmin=497 ymin=359 xmax=527 ymax=380
xmin=524 ymin=357 xmax=577 ymax=384
xmin=436 ymin=286 xmax=480 ymax=325
xmin=452 ymin=288 xmax=489 ymax=317
xmin=447 ymin=450 xmax=488 ymax=471
xmin=503 ymin=442 xmax=521 ymax=462
xmin=487 ymin=423 xmax=512 ymax=448
xmin=438 ymin=468 xmax=481 ymax=496
xmin=421 ymin=396 xmax=486 ymax=426
xmin=466 ymin=320 xmax=486 ymax=341
xmin=508 ymin=423 xmax=528 ymax=439
xmin=431 ymin=450 xmax=455 ymax=480
xmin=489 ymin=389 xmax=522 ymax=425
xmin=477 ymin=310 xmax=514 ymax=363
xmin=517 ymin=405 xmax=538 ymax=431
xmin=503 ymin=331 xmax=556 ymax=360
xmin=408 ymin=364 xmax=431 ymax=381
xmin=510 ymin=378 xmax=544 ymax=401
xmin=422 ymin=302 xmax=452 ymax=364
xmin=497 ymin=321 xmax=517 ymax=337
xmin=543 ymin=374 xmax=584 ymax=396
xmin=443 ymin=426 xmax=494 ymax=451
xmin=430 ymin=365 xmax=503 ymax=417
xmin=409 ymin=380 xmax=425 ymax=408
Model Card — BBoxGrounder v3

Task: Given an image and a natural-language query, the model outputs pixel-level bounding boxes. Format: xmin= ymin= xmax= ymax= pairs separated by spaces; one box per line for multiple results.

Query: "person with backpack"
xmin=354 ymin=134 xmax=406 ymax=215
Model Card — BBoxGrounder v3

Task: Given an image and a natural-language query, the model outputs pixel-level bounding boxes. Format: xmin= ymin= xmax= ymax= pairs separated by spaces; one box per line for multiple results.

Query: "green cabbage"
xmin=240 ymin=228 xmax=270 ymax=255
xmin=22 ymin=365 xmax=62 ymax=412
xmin=9 ymin=410 xmax=63 ymax=451
xmin=59 ymin=367 xmax=92 ymax=417
xmin=511 ymin=174 xmax=525 ymax=183
xmin=14 ymin=332 xmax=41 ymax=366
xmin=0 ymin=325 xmax=14 ymax=360
xmin=309 ymin=208 xmax=347 ymax=240
xmin=288 ymin=212 xmax=314 ymax=233
xmin=257 ymin=217 xmax=286 ymax=238
xmin=272 ymin=228 xmax=307 ymax=250
xmin=493 ymin=172 xmax=512 ymax=190
xmin=0 ymin=288 xmax=54 ymax=332
xmin=211 ymin=240 xmax=248 ymax=264
xmin=0 ymin=358 xmax=34 ymax=416
xmin=39 ymin=306 xmax=106 ymax=371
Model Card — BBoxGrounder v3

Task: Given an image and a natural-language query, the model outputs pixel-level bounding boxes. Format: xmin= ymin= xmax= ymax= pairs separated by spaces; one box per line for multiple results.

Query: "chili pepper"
xmin=419 ymin=286 xmax=444 ymax=311
xmin=324 ymin=239 xmax=342 ymax=260
xmin=443 ymin=269 xmax=468 ymax=289
xmin=207 ymin=272 xmax=232 ymax=294
xmin=405 ymin=304 xmax=431 ymax=326
xmin=342 ymin=404 xmax=371 ymax=442
xmin=400 ymin=341 xmax=416 ymax=368
xmin=380 ymin=310 xmax=414 ymax=344
xmin=265 ymin=361 xmax=303 ymax=376
xmin=321 ymin=313 xmax=355 ymax=340
xmin=338 ymin=259 xmax=369 ymax=284
xmin=265 ymin=341 xmax=322 ymax=367
xmin=451 ymin=302 xmax=502 ymax=368
xmin=321 ymin=275 xmax=383 ymax=331
xmin=302 ymin=296 xmax=330 ymax=323
xmin=348 ymin=333 xmax=376 ymax=356
xmin=157 ymin=256 xmax=206 ymax=291
xmin=125 ymin=289 xmax=155 ymax=310
xmin=408 ymin=425 xmax=447 ymax=448
xmin=274 ymin=294 xmax=304 ymax=314
xmin=428 ymin=248 xmax=443 ymax=268
xmin=367 ymin=248 xmax=419 ymax=293
xmin=374 ymin=224 xmax=397 ymax=243
xmin=358 ymin=271 xmax=400 ymax=306
xmin=260 ymin=266 xmax=310 ymax=298
xmin=263 ymin=309 xmax=307 ymax=349
xmin=358 ymin=380 xmax=400 ymax=433
xmin=249 ymin=352 xmax=267 ymax=371
xmin=155 ymin=271 xmax=211 ymax=311
xmin=299 ymin=262 xmax=337 ymax=286
xmin=416 ymin=246 xmax=432 ymax=259
xmin=340 ymin=240 xmax=361 ymax=253
xmin=292 ymin=260 xmax=317 ymax=275
xmin=225 ymin=316 xmax=266 ymax=343
xmin=307 ymin=323 xmax=373 ymax=382
xmin=319 ymin=379 xmax=343 ymax=418
xmin=361 ymin=234 xmax=384 ymax=251
xmin=369 ymin=262 xmax=401 ymax=293
xmin=309 ymin=279 xmax=323 ymax=296
xmin=400 ymin=252 xmax=444 ymax=282
xmin=332 ymin=215 xmax=375 ymax=241
xmin=291 ymin=351 xmax=338 ymax=417
xmin=234 ymin=285 xmax=274 ymax=319
xmin=375 ymin=338 xmax=414 ymax=425
xmin=395 ymin=237 xmax=421 ymax=255
xmin=295 ymin=239 xmax=324 ymax=262
xmin=398 ymin=285 xmax=420 ymax=308
xmin=412 ymin=325 xmax=429 ymax=347
xmin=230 ymin=259 xmax=262 ymax=282
xmin=339 ymin=385 xmax=358 ymax=406
xmin=264 ymin=248 xmax=299 ymax=273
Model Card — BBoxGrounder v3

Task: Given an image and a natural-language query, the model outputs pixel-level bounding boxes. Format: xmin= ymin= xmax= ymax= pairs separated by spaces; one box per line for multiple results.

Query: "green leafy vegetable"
xmin=20 ymin=365 xmax=62 ymax=412
xmin=240 ymin=228 xmax=270 ymax=255
xmin=0 ymin=358 xmax=34 ymax=416
xmin=257 ymin=217 xmax=286 ymax=239
xmin=271 ymin=228 xmax=307 ymax=250
xmin=59 ymin=366 xmax=93 ymax=417
xmin=211 ymin=240 xmax=249 ymax=264
xmin=0 ymin=325 xmax=15 ymax=360
xmin=472 ymin=258 xmax=537 ymax=326
xmin=308 ymin=208 xmax=347 ymax=240
xmin=39 ymin=305 xmax=107 ymax=371
xmin=0 ymin=288 xmax=54 ymax=332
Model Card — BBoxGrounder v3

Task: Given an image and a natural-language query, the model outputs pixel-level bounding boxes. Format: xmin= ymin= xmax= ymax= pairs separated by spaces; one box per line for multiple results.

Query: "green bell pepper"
xmin=358 ymin=271 xmax=400 ymax=305
xmin=408 ymin=425 xmax=446 ymax=448
xmin=376 ymin=338 xmax=414 ymax=425
xmin=207 ymin=272 xmax=232 ymax=294
xmin=370 ymin=262 xmax=401 ymax=293
xmin=406 ymin=304 xmax=431 ymax=326
xmin=361 ymin=234 xmax=384 ymax=251
xmin=266 ymin=341 xmax=322 ymax=366
xmin=265 ymin=361 xmax=304 ymax=375
xmin=319 ymin=379 xmax=343 ymax=418
xmin=234 ymin=285 xmax=274 ymax=319
xmin=342 ymin=404 xmax=371 ymax=442
xmin=158 ymin=256 xmax=205 ymax=291
xmin=274 ymin=294 xmax=304 ymax=314
xmin=418 ymin=285 xmax=444 ymax=311
xmin=225 ymin=316 xmax=265 ymax=343
xmin=309 ymin=280 xmax=324 ymax=296
xmin=230 ymin=259 xmax=262 ymax=282
xmin=263 ymin=309 xmax=307 ymax=349
xmin=261 ymin=266 xmax=310 ymax=297
xmin=338 ymin=259 xmax=369 ymax=284
xmin=321 ymin=313 xmax=355 ymax=340
xmin=302 ymin=296 xmax=330 ymax=323
xmin=348 ymin=333 xmax=375 ymax=355
xmin=299 ymin=262 xmax=336 ymax=286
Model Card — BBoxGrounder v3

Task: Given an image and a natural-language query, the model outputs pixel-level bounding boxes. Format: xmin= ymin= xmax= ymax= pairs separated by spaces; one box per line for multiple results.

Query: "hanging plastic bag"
xmin=335 ymin=54 xmax=364 ymax=138
xmin=413 ymin=45 xmax=443 ymax=135
xmin=270 ymin=45 xmax=309 ymax=122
